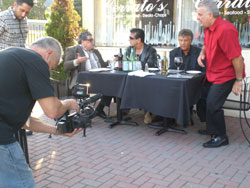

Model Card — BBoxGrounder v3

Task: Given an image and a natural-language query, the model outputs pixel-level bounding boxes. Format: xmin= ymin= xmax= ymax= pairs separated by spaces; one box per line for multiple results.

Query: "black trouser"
xmin=198 ymin=79 xmax=235 ymax=136
xmin=95 ymin=96 xmax=112 ymax=111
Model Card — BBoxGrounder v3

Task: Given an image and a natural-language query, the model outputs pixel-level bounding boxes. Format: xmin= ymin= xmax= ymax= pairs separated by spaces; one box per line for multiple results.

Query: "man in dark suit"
xmin=64 ymin=32 xmax=112 ymax=119
xmin=169 ymin=29 xmax=204 ymax=72
xmin=156 ymin=29 xmax=205 ymax=126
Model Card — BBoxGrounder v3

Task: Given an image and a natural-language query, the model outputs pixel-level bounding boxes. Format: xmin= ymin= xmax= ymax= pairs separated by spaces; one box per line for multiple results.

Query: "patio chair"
xmin=223 ymin=77 xmax=250 ymax=145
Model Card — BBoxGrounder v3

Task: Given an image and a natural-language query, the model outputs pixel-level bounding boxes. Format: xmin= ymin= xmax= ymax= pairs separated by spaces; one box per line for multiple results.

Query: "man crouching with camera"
xmin=0 ymin=37 xmax=82 ymax=187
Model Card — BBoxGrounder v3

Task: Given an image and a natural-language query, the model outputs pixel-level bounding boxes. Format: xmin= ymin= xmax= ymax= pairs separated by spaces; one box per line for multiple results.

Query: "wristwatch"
xmin=235 ymin=78 xmax=242 ymax=82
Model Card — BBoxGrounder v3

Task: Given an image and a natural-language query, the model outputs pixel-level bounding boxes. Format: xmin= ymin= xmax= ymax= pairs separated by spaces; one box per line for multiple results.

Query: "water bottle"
xmin=145 ymin=63 xmax=149 ymax=72
xmin=122 ymin=48 xmax=129 ymax=71
xmin=129 ymin=47 xmax=135 ymax=72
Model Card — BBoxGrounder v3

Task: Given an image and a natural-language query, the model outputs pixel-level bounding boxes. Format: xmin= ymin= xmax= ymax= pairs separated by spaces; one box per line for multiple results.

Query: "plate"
xmin=186 ymin=70 xmax=202 ymax=74
xmin=89 ymin=68 xmax=111 ymax=72
xmin=148 ymin=68 xmax=160 ymax=72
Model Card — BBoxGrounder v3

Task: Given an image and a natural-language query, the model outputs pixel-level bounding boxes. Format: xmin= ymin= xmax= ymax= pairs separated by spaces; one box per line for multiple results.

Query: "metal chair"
xmin=223 ymin=77 xmax=250 ymax=145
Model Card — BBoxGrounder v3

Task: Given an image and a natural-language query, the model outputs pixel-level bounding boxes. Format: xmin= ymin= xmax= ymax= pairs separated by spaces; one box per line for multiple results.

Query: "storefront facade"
xmin=82 ymin=0 xmax=250 ymax=48
xmin=81 ymin=0 xmax=249 ymax=117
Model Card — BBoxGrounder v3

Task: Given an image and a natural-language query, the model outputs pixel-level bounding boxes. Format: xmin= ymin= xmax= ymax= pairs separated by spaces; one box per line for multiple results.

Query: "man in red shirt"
xmin=197 ymin=0 xmax=245 ymax=148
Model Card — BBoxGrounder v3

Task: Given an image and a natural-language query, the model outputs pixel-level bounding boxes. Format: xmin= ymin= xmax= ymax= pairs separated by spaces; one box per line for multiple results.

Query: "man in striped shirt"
xmin=0 ymin=0 xmax=34 ymax=50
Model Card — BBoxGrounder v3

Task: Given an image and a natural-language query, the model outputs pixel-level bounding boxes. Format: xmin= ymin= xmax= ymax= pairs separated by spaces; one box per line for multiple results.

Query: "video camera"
xmin=55 ymin=84 xmax=102 ymax=136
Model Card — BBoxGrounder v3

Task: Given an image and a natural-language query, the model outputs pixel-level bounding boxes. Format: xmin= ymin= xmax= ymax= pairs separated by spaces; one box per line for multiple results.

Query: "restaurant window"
xmin=94 ymin=0 xmax=176 ymax=47
xmin=93 ymin=0 xmax=250 ymax=48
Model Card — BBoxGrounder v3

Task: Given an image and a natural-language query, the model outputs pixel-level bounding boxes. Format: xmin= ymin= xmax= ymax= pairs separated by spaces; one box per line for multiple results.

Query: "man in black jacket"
xmin=169 ymin=29 xmax=205 ymax=72
xmin=125 ymin=28 xmax=158 ymax=70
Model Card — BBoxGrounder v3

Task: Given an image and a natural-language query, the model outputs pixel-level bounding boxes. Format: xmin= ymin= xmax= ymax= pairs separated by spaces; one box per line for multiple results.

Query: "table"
xmin=77 ymin=71 xmax=128 ymax=98
xmin=77 ymin=71 xmax=138 ymax=128
xmin=121 ymin=74 xmax=204 ymax=126
xmin=77 ymin=71 xmax=204 ymax=130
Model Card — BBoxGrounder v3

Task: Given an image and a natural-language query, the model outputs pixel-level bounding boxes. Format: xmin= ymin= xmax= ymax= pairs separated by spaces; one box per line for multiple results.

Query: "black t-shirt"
xmin=0 ymin=47 xmax=54 ymax=145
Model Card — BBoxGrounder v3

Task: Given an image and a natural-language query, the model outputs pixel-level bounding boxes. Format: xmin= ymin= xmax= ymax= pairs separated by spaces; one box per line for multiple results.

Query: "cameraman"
xmin=0 ymin=37 xmax=82 ymax=187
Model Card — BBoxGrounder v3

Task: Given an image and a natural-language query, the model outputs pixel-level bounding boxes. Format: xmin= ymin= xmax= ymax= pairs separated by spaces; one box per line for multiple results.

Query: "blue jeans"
xmin=0 ymin=141 xmax=36 ymax=188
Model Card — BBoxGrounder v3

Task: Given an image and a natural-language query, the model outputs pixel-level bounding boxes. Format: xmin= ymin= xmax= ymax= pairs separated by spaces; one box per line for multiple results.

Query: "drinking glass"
xmin=108 ymin=59 xmax=115 ymax=73
xmin=174 ymin=57 xmax=183 ymax=77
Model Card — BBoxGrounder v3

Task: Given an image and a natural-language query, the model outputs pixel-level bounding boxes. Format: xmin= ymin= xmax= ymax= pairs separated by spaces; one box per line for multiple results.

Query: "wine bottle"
xmin=118 ymin=48 xmax=123 ymax=71
xmin=161 ymin=51 xmax=168 ymax=75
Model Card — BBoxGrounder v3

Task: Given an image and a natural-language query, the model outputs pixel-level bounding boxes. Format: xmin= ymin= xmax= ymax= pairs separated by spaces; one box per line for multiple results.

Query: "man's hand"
xmin=232 ymin=80 xmax=243 ymax=96
xmin=77 ymin=53 xmax=88 ymax=64
xmin=62 ymin=128 xmax=83 ymax=137
xmin=198 ymin=53 xmax=205 ymax=68
xmin=61 ymin=99 xmax=79 ymax=113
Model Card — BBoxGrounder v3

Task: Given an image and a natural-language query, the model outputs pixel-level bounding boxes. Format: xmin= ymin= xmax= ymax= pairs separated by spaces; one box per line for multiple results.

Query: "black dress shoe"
xmin=203 ymin=136 xmax=229 ymax=148
xmin=198 ymin=129 xmax=209 ymax=135
xmin=152 ymin=116 xmax=163 ymax=123
xmin=96 ymin=110 xmax=107 ymax=119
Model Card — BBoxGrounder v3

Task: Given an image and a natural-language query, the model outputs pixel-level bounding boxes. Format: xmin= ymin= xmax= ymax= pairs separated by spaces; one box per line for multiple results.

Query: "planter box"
xmin=50 ymin=79 xmax=68 ymax=99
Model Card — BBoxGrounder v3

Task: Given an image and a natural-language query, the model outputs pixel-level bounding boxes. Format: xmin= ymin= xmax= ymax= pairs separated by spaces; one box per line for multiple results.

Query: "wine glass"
xmin=108 ymin=59 xmax=115 ymax=73
xmin=174 ymin=57 xmax=183 ymax=77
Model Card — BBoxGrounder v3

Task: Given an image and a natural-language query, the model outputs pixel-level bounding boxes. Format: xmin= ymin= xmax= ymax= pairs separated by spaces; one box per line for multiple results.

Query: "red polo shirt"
xmin=204 ymin=16 xmax=245 ymax=84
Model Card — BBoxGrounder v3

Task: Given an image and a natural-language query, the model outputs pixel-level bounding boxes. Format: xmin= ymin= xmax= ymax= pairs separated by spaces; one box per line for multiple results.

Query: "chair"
xmin=223 ymin=77 xmax=250 ymax=145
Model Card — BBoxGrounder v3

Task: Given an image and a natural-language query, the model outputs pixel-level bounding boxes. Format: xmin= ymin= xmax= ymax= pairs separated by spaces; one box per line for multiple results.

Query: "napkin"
xmin=128 ymin=70 xmax=155 ymax=77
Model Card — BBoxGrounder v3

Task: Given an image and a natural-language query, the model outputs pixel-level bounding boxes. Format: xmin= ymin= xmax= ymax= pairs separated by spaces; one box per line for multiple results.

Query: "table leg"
xmin=108 ymin=97 xmax=138 ymax=128
xmin=154 ymin=117 xmax=187 ymax=136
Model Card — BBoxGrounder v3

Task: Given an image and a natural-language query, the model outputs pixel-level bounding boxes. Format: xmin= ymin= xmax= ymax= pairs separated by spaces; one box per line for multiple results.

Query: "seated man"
xmin=146 ymin=29 xmax=205 ymax=125
xmin=169 ymin=29 xmax=205 ymax=72
xmin=64 ymin=31 xmax=112 ymax=119
xmin=125 ymin=28 xmax=158 ymax=70
xmin=124 ymin=28 xmax=157 ymax=123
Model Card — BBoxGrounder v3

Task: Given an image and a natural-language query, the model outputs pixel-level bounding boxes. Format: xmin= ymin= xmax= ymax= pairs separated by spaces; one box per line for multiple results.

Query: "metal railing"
xmin=26 ymin=19 xmax=47 ymax=46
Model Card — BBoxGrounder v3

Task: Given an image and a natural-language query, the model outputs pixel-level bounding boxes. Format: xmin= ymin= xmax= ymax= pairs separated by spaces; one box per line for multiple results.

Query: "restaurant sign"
xmin=104 ymin=0 xmax=174 ymax=46
xmin=106 ymin=0 xmax=171 ymax=18
xmin=193 ymin=0 xmax=250 ymax=15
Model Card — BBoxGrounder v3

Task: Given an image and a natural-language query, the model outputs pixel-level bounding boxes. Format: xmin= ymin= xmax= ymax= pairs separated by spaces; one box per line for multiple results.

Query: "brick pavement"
xmin=28 ymin=102 xmax=250 ymax=188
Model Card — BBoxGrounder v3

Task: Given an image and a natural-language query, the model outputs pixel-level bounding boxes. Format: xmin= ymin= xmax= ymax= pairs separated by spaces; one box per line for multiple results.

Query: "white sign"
xmin=106 ymin=0 xmax=169 ymax=13
xmin=193 ymin=0 xmax=250 ymax=9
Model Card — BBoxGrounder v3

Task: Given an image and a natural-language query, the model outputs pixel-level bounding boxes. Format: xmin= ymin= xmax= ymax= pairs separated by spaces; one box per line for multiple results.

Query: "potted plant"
xmin=45 ymin=0 xmax=82 ymax=98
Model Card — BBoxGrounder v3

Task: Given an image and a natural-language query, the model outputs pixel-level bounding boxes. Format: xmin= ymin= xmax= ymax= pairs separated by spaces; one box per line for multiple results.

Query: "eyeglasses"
xmin=129 ymin=36 xmax=136 ymax=40
xmin=85 ymin=39 xmax=94 ymax=42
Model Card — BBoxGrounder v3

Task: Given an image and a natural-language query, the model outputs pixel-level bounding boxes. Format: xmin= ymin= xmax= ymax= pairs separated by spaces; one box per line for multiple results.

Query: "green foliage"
xmin=28 ymin=0 xmax=47 ymax=20
xmin=46 ymin=0 xmax=82 ymax=81
xmin=1 ymin=0 xmax=46 ymax=20
xmin=1 ymin=0 xmax=15 ymax=11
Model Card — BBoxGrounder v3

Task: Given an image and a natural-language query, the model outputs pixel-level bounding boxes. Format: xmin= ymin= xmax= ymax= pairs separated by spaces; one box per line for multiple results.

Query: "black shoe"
xmin=152 ymin=116 xmax=163 ymax=123
xmin=198 ymin=129 xmax=209 ymax=135
xmin=96 ymin=110 xmax=107 ymax=119
xmin=203 ymin=136 xmax=229 ymax=148
xmin=26 ymin=130 xmax=33 ymax=136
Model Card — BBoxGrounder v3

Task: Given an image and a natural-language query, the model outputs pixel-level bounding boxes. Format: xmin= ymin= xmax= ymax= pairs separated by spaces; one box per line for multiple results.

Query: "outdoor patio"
xmin=28 ymin=102 xmax=250 ymax=188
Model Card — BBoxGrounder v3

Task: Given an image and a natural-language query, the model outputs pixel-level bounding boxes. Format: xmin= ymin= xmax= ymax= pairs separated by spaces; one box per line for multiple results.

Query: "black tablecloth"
xmin=120 ymin=74 xmax=204 ymax=125
xmin=77 ymin=71 xmax=204 ymax=126
xmin=77 ymin=71 xmax=127 ymax=98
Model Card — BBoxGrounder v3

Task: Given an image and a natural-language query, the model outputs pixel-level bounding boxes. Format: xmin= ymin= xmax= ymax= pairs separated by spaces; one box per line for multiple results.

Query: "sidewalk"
xmin=28 ymin=103 xmax=250 ymax=188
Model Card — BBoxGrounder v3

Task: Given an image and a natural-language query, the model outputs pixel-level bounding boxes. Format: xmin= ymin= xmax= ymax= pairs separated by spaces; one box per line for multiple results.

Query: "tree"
xmin=28 ymin=0 xmax=47 ymax=20
xmin=45 ymin=0 xmax=81 ymax=81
